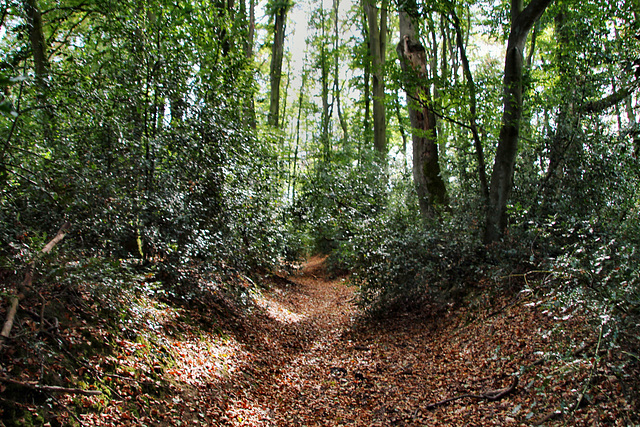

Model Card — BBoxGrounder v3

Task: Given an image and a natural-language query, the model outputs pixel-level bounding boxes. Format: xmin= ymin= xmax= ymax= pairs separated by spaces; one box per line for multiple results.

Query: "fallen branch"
xmin=425 ymin=376 xmax=519 ymax=410
xmin=1 ymin=222 xmax=71 ymax=341
xmin=48 ymin=393 xmax=89 ymax=427
xmin=570 ymin=312 xmax=605 ymax=417
xmin=0 ymin=376 xmax=102 ymax=396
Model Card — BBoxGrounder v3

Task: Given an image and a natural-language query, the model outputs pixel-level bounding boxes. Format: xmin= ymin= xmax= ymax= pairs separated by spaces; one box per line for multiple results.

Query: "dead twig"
xmin=425 ymin=376 xmax=519 ymax=410
xmin=1 ymin=222 xmax=70 ymax=342
xmin=47 ymin=392 xmax=88 ymax=427
xmin=0 ymin=375 xmax=102 ymax=396
xmin=566 ymin=312 xmax=606 ymax=424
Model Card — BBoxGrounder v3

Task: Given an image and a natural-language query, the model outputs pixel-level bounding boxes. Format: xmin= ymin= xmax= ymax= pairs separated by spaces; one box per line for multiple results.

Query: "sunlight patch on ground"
xmin=166 ymin=333 xmax=241 ymax=385
xmin=252 ymin=292 xmax=306 ymax=324
xmin=226 ymin=399 xmax=274 ymax=426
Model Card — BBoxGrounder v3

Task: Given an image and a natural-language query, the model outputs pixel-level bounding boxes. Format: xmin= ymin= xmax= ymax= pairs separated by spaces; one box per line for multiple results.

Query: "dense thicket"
xmin=1 ymin=0 xmax=287 ymax=286
xmin=285 ymin=0 xmax=640 ymax=361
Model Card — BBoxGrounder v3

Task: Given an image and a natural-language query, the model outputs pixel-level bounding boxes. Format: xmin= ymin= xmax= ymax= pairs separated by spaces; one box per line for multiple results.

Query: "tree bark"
xmin=484 ymin=0 xmax=553 ymax=244
xmin=280 ymin=57 xmax=291 ymax=129
xmin=320 ymin=5 xmax=331 ymax=161
xmin=537 ymin=8 xmax=578 ymax=215
xmin=364 ymin=0 xmax=387 ymax=156
xmin=397 ymin=7 xmax=448 ymax=219
xmin=268 ymin=2 xmax=288 ymax=128
xmin=450 ymin=7 xmax=489 ymax=203
xmin=333 ymin=0 xmax=349 ymax=145
xmin=361 ymin=6 xmax=372 ymax=147
xmin=22 ymin=0 xmax=53 ymax=142
xmin=289 ymin=64 xmax=307 ymax=205
xmin=240 ymin=0 xmax=257 ymax=128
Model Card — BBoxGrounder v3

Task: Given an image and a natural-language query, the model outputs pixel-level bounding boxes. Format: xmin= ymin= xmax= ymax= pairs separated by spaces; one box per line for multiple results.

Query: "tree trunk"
xmin=364 ymin=0 xmax=387 ymax=156
xmin=280 ymin=57 xmax=291 ymax=129
xmin=537 ymin=8 xmax=577 ymax=215
xmin=397 ymin=7 xmax=449 ymax=219
xmin=450 ymin=7 xmax=489 ymax=204
xmin=289 ymin=65 xmax=306 ymax=205
xmin=240 ymin=0 xmax=257 ymax=128
xmin=333 ymin=0 xmax=349 ymax=145
xmin=22 ymin=0 xmax=53 ymax=142
xmin=361 ymin=6 xmax=372 ymax=147
xmin=268 ymin=3 xmax=288 ymax=128
xmin=484 ymin=0 xmax=553 ymax=244
xmin=320 ymin=5 xmax=331 ymax=162
xmin=395 ymin=87 xmax=408 ymax=170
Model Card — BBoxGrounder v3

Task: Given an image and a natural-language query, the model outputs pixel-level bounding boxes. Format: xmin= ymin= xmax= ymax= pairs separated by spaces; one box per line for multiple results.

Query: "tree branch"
xmin=0 ymin=376 xmax=102 ymax=396
xmin=425 ymin=376 xmax=519 ymax=410
xmin=1 ymin=222 xmax=71 ymax=340
xmin=580 ymin=80 xmax=639 ymax=114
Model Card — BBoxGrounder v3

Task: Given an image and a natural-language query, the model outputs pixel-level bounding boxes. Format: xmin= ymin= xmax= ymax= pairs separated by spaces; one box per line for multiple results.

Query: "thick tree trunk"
xmin=364 ymin=0 xmax=387 ymax=155
xmin=397 ymin=8 xmax=448 ymax=219
xmin=268 ymin=4 xmax=287 ymax=128
xmin=484 ymin=0 xmax=553 ymax=244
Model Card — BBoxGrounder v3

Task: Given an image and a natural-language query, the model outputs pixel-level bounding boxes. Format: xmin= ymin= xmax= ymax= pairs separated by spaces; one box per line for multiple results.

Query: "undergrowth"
xmin=0 ymin=253 xmax=259 ymax=426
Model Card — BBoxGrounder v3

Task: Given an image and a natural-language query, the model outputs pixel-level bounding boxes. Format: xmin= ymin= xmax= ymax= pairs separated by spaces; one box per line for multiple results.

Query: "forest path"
xmin=216 ymin=254 xmax=362 ymax=425
xmin=160 ymin=254 xmax=367 ymax=426
xmin=157 ymin=256 xmax=609 ymax=427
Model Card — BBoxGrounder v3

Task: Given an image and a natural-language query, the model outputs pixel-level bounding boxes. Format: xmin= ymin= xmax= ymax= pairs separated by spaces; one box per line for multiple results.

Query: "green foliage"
xmin=342 ymin=209 xmax=487 ymax=313
xmin=292 ymin=153 xmax=387 ymax=255
xmin=0 ymin=0 xmax=287 ymax=291
xmin=540 ymin=203 xmax=640 ymax=338
xmin=265 ymin=0 xmax=294 ymax=17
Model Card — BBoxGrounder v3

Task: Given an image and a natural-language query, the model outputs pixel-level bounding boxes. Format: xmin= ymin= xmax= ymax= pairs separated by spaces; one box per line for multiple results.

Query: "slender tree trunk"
xmin=526 ymin=19 xmax=539 ymax=68
xmin=538 ymin=6 xmax=580 ymax=215
xmin=280 ymin=57 xmax=291 ymax=129
xmin=397 ymin=7 xmax=448 ymax=219
xmin=333 ymin=0 xmax=349 ymax=145
xmin=240 ymin=0 xmax=257 ymax=128
xmin=440 ymin=16 xmax=449 ymax=87
xmin=268 ymin=2 xmax=288 ymax=127
xmin=320 ymin=5 xmax=331 ymax=162
xmin=395 ymin=87 xmax=408 ymax=170
xmin=290 ymin=64 xmax=307 ymax=205
xmin=361 ymin=7 xmax=372 ymax=147
xmin=484 ymin=0 xmax=553 ymax=243
xmin=626 ymin=78 xmax=639 ymax=157
xmin=450 ymin=8 xmax=489 ymax=203
xmin=364 ymin=0 xmax=387 ymax=156
xmin=22 ymin=0 xmax=53 ymax=142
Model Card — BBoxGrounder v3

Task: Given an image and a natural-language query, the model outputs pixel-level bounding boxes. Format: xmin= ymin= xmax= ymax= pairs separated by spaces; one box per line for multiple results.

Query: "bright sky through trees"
xmin=284 ymin=0 xmax=358 ymax=91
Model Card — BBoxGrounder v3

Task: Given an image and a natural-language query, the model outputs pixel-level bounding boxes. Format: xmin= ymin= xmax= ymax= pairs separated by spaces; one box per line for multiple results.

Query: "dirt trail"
xmin=220 ymin=255 xmax=360 ymax=425
xmin=160 ymin=255 xmax=363 ymax=426
xmin=160 ymin=256 xmax=631 ymax=427
xmin=5 ymin=256 xmax=635 ymax=425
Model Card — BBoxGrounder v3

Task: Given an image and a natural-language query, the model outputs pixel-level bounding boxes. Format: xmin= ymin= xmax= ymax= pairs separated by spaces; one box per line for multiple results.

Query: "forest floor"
xmin=1 ymin=255 xmax=639 ymax=426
